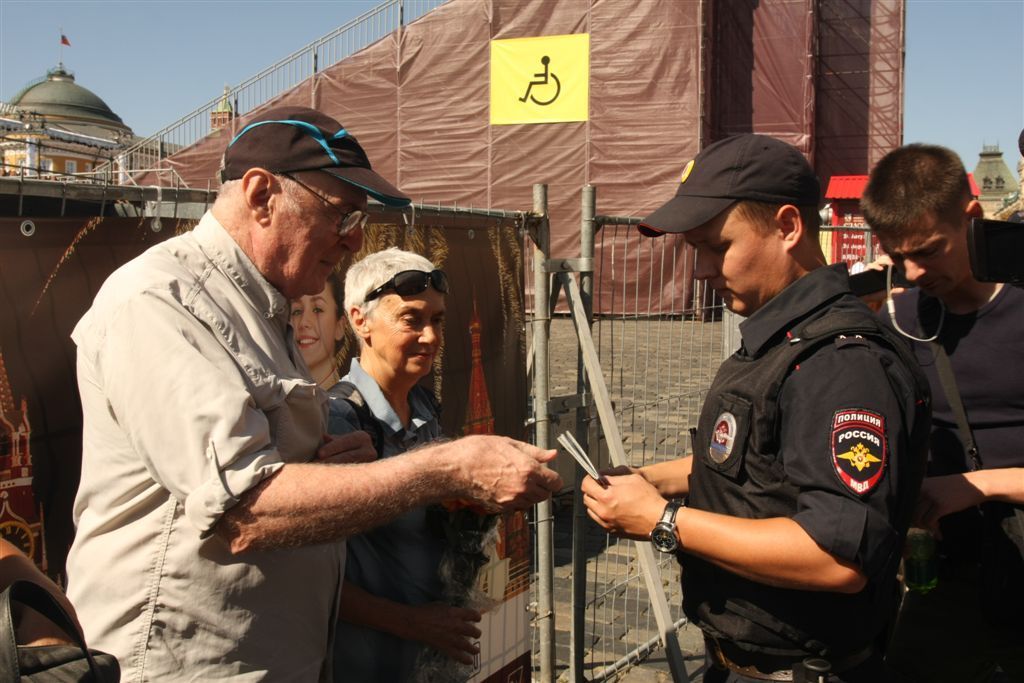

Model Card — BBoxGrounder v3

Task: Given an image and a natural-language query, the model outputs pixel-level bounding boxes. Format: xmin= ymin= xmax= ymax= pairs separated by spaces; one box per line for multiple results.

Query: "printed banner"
xmin=490 ymin=33 xmax=589 ymax=125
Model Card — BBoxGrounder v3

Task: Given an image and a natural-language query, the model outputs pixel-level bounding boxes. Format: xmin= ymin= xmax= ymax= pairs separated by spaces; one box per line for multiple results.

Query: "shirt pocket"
xmin=700 ymin=392 xmax=752 ymax=481
xmin=251 ymin=374 xmax=326 ymax=463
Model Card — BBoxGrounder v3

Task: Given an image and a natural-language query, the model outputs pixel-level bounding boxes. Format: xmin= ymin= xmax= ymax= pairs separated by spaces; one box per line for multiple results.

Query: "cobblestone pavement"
xmin=533 ymin=315 xmax=726 ymax=682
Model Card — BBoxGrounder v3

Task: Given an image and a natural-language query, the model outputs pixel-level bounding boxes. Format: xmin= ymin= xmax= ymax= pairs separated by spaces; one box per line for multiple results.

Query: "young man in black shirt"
xmin=862 ymin=143 xmax=1024 ymax=682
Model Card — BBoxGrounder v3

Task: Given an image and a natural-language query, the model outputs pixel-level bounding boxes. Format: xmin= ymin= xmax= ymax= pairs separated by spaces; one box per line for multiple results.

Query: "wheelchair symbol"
xmin=519 ymin=55 xmax=561 ymax=106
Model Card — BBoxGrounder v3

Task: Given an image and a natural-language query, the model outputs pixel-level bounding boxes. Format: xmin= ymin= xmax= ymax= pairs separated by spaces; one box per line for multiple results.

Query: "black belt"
xmin=706 ymin=636 xmax=875 ymax=682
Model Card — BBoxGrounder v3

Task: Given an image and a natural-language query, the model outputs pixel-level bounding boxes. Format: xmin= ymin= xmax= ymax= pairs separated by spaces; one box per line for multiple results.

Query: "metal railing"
xmin=94 ymin=0 xmax=446 ymax=183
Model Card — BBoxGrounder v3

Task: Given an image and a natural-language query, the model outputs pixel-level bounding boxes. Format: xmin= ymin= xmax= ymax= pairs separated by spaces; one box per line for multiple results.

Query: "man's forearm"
xmin=973 ymin=467 xmax=1024 ymax=504
xmin=675 ymin=510 xmax=867 ymax=593
xmin=217 ymin=435 xmax=560 ymax=553
xmin=218 ymin=444 xmax=462 ymax=553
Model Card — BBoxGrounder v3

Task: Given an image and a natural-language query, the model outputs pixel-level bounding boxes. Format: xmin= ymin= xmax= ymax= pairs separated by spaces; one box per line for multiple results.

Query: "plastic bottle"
xmin=904 ymin=527 xmax=938 ymax=594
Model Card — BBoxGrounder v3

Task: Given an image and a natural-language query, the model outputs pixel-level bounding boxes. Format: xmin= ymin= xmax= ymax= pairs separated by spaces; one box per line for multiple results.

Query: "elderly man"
xmin=65 ymin=106 xmax=561 ymax=681
xmin=582 ymin=135 xmax=930 ymax=682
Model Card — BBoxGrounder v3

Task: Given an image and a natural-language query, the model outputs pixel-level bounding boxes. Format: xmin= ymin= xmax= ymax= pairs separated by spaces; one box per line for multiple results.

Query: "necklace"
xmin=316 ymin=366 xmax=339 ymax=390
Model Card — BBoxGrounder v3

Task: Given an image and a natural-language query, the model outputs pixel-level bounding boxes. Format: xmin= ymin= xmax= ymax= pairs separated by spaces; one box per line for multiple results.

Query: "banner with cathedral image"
xmin=0 ymin=215 xmax=191 ymax=576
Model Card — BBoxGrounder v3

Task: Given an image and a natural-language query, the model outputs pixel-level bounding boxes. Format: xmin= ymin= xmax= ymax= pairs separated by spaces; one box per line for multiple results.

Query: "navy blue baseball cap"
xmin=219 ymin=106 xmax=410 ymax=207
xmin=639 ymin=134 xmax=820 ymax=236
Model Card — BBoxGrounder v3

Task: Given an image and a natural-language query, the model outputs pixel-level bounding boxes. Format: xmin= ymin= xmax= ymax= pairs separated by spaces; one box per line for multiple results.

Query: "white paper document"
xmin=557 ymin=431 xmax=605 ymax=482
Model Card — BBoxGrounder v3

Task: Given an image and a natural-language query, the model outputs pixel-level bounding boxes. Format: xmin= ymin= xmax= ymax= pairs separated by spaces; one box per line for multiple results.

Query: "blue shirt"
xmin=328 ymin=358 xmax=444 ymax=683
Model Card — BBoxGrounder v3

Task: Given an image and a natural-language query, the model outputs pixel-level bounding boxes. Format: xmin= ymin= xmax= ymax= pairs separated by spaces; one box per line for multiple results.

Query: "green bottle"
xmin=904 ymin=528 xmax=938 ymax=594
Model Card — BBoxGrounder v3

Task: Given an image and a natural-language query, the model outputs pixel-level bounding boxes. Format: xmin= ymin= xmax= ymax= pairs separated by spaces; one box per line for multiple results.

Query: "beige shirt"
xmin=67 ymin=212 xmax=344 ymax=682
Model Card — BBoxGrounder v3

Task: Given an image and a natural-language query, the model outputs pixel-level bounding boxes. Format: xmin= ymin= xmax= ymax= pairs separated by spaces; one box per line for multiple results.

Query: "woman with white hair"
xmin=331 ymin=247 xmax=481 ymax=682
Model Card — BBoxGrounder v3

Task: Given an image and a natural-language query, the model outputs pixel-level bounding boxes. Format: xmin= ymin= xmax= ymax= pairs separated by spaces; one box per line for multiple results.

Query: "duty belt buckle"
xmin=793 ymin=657 xmax=832 ymax=683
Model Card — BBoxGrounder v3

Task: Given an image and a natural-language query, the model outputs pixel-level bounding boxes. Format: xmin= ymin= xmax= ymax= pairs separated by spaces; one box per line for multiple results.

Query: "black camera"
xmin=848 ymin=265 xmax=911 ymax=296
xmin=968 ymin=218 xmax=1024 ymax=285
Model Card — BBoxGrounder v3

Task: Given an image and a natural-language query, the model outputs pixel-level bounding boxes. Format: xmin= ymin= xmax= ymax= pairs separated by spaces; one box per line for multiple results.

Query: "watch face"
xmin=650 ymin=525 xmax=678 ymax=553
xmin=0 ymin=520 xmax=35 ymax=558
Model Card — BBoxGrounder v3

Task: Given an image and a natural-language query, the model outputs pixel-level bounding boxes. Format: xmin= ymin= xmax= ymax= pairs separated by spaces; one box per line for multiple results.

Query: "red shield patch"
xmin=831 ymin=409 xmax=887 ymax=496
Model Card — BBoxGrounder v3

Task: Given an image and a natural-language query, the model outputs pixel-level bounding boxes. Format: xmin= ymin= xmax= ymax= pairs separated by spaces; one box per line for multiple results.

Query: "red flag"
xmin=60 ymin=34 xmax=71 ymax=46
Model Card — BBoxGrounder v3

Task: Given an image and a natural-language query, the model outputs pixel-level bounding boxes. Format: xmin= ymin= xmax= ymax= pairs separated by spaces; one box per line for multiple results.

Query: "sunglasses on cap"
xmin=364 ymin=269 xmax=450 ymax=303
xmin=281 ymin=172 xmax=369 ymax=238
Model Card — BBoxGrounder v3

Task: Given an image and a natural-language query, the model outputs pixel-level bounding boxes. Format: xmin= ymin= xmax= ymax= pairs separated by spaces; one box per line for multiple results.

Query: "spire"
xmin=462 ymin=300 xmax=494 ymax=435
xmin=210 ymin=86 xmax=236 ymax=131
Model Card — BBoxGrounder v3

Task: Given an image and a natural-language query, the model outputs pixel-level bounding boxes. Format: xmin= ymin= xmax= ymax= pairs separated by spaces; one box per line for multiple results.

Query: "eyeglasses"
xmin=281 ymin=173 xmax=368 ymax=237
xmin=364 ymin=269 xmax=450 ymax=303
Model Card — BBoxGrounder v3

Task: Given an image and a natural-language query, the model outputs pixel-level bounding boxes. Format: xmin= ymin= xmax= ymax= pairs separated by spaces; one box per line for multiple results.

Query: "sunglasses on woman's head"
xmin=363 ymin=269 xmax=449 ymax=303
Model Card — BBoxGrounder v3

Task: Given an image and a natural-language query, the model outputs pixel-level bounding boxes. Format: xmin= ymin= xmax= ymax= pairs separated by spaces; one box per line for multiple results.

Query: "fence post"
xmin=532 ymin=183 xmax=556 ymax=683
xmin=569 ymin=185 xmax=597 ymax=681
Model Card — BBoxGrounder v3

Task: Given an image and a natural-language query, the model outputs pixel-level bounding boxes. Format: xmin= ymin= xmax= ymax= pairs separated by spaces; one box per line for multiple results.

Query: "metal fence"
xmin=526 ymin=185 xmax=730 ymax=682
xmin=93 ymin=0 xmax=445 ymax=182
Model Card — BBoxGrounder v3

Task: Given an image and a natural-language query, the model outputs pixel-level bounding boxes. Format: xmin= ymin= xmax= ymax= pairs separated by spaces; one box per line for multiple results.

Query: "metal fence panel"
xmin=527 ymin=189 xmax=728 ymax=681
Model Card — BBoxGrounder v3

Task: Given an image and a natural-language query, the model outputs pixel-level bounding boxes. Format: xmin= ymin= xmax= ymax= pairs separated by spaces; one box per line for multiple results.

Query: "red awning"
xmin=824 ymin=175 xmax=868 ymax=200
xmin=826 ymin=173 xmax=981 ymax=200
xmin=967 ymin=173 xmax=980 ymax=197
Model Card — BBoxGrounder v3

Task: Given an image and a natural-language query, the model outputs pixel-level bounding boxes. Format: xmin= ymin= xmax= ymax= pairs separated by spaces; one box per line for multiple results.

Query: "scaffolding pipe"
xmin=569 ymin=185 xmax=597 ymax=682
xmin=532 ymin=183 xmax=555 ymax=683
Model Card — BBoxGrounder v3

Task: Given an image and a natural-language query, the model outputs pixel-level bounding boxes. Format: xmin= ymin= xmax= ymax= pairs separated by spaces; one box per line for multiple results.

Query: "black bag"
xmin=0 ymin=580 xmax=119 ymax=681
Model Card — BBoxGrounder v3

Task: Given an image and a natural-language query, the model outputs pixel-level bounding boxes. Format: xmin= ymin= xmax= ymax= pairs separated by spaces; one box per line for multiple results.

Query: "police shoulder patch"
xmin=831 ymin=409 xmax=887 ymax=496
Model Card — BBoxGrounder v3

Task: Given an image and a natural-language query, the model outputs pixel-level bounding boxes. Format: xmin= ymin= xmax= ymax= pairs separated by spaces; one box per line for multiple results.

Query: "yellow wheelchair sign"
xmin=490 ymin=34 xmax=590 ymax=125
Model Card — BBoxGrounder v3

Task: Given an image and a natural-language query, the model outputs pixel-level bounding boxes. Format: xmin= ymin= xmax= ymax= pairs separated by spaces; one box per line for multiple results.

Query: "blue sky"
xmin=1 ymin=0 xmax=1021 ymax=180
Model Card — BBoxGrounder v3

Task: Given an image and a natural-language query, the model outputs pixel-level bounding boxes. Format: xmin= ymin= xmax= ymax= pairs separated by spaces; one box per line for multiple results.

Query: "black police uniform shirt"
xmin=684 ymin=264 xmax=928 ymax=657
xmin=883 ymin=284 xmax=1024 ymax=563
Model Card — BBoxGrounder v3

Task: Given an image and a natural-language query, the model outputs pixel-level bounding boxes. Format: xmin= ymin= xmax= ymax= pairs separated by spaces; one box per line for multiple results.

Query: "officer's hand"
xmin=581 ymin=473 xmax=666 ymax=541
xmin=599 ymin=465 xmax=639 ymax=477
xmin=317 ymin=431 xmax=377 ymax=464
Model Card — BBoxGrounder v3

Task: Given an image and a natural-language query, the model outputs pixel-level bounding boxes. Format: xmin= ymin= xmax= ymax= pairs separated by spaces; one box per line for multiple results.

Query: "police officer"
xmin=582 ymin=134 xmax=931 ymax=683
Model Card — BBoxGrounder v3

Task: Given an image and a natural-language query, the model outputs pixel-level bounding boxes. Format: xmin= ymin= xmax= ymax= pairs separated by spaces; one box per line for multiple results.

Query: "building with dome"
xmin=0 ymin=63 xmax=135 ymax=178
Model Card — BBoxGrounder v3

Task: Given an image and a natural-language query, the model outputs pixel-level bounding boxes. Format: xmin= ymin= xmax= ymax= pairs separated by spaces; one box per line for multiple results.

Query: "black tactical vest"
xmin=683 ymin=307 xmax=931 ymax=658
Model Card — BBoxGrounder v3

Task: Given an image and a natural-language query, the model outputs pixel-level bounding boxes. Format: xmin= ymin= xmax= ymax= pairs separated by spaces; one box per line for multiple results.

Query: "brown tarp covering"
xmin=145 ymin=0 xmax=903 ymax=314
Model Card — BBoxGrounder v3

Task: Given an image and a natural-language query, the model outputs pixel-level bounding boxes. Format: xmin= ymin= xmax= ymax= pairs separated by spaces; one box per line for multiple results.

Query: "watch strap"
xmin=661 ymin=498 xmax=684 ymax=524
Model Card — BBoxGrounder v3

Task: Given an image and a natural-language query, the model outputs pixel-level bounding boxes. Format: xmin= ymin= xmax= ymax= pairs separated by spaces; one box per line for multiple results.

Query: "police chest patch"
xmin=709 ymin=411 xmax=737 ymax=464
xmin=831 ymin=409 xmax=887 ymax=496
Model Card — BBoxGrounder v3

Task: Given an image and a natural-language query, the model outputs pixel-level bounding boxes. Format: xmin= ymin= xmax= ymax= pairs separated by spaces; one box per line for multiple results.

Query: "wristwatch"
xmin=649 ymin=499 xmax=684 ymax=553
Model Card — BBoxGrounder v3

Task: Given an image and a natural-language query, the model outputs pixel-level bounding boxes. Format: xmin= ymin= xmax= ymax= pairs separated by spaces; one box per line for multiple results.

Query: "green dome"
xmin=10 ymin=66 xmax=129 ymax=132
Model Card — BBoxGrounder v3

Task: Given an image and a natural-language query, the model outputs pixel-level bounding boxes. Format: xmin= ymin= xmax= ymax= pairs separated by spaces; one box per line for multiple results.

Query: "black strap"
xmin=333 ymin=381 xmax=441 ymax=459
xmin=333 ymin=381 xmax=385 ymax=457
xmin=928 ymin=340 xmax=983 ymax=471
xmin=0 ymin=580 xmax=100 ymax=680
